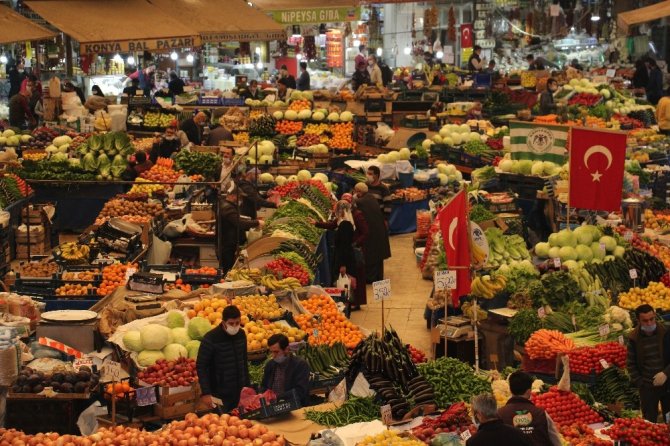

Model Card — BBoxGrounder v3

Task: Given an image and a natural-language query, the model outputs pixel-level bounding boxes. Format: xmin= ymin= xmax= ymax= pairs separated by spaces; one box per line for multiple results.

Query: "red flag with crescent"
xmin=460 ymin=24 xmax=474 ymax=49
xmin=569 ymin=127 xmax=626 ymax=212
xmin=437 ymin=190 xmax=471 ymax=305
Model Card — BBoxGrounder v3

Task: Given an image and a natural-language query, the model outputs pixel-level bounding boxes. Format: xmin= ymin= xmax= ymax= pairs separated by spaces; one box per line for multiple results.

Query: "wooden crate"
xmin=153 ymin=383 xmax=202 ymax=419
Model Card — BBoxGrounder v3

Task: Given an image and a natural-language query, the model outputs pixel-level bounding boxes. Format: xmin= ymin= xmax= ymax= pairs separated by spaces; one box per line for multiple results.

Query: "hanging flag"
xmin=509 ymin=121 xmax=569 ymax=163
xmin=437 ymin=190 xmax=471 ymax=305
xmin=569 ymin=127 xmax=627 ymax=212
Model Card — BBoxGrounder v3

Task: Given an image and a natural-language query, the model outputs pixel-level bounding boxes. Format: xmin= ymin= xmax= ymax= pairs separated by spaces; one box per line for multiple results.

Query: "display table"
xmin=258 ymin=403 xmax=330 ymax=445
xmin=5 ymin=392 xmax=93 ymax=435
xmin=389 ymin=199 xmax=430 ymax=235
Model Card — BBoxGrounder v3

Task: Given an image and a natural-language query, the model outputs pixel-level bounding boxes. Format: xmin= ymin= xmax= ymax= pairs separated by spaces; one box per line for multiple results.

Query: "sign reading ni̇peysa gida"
xmin=270 ymin=6 xmax=360 ymax=24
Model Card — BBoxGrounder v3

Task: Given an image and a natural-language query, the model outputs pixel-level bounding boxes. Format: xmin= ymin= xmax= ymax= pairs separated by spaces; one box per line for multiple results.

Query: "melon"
xmin=312 ymin=111 xmax=325 ymax=121
xmin=340 ymin=111 xmax=353 ymax=122
xmin=327 ymin=112 xmax=340 ymax=122
xmin=298 ymin=109 xmax=312 ymax=120
xmin=284 ymin=110 xmax=298 ymax=121
xmin=272 ymin=111 xmax=284 ymax=120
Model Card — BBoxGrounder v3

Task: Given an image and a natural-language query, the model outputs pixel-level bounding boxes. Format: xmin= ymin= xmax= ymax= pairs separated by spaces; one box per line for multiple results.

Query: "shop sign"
xmin=270 ymin=7 xmax=361 ymax=25
xmin=478 ymin=39 xmax=496 ymax=49
xmin=80 ymin=36 xmax=201 ymax=54
xmin=476 ymin=3 xmax=494 ymax=11
xmin=202 ymin=31 xmax=287 ymax=43
xmin=474 ymin=20 xmax=486 ymax=30
xmin=475 ymin=30 xmax=486 ymax=40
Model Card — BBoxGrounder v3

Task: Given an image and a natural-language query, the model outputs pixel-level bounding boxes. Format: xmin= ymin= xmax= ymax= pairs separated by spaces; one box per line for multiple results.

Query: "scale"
xmin=443 ymin=316 xmax=474 ymax=339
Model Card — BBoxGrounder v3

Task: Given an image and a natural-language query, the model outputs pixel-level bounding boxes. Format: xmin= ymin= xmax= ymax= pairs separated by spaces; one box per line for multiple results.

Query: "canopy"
xmin=25 ymin=0 xmax=200 ymax=54
xmin=0 ymin=5 xmax=55 ymax=45
xmin=251 ymin=0 xmax=361 ymax=24
xmin=617 ymin=1 xmax=670 ymax=34
xmin=146 ymin=0 xmax=286 ymax=43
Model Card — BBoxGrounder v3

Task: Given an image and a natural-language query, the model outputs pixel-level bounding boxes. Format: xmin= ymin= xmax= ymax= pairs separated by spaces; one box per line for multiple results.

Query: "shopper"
xmin=467 ymin=393 xmax=532 ymax=446
xmin=242 ymin=80 xmax=263 ymax=100
xmin=569 ymin=59 xmax=583 ymax=71
xmin=367 ymin=55 xmax=383 ymax=88
xmin=277 ymin=64 xmax=296 ymax=90
xmin=197 ymin=305 xmax=250 ymax=412
xmin=276 ymin=82 xmax=292 ymax=102
xmin=8 ymin=82 xmax=35 ymax=129
xmin=218 ymin=185 xmax=263 ymax=271
xmin=627 ymin=304 xmax=670 ymax=422
xmin=63 ymin=80 xmax=86 ymax=105
xmin=206 ymin=124 xmax=233 ymax=146
xmin=168 ymin=71 xmax=185 ymax=97
xmin=538 ymin=78 xmax=559 ymax=116
xmin=313 ymin=198 xmax=368 ymax=309
xmin=124 ymin=151 xmax=154 ymax=180
xmin=355 ymin=44 xmax=367 ymax=68
xmin=366 ymin=165 xmax=391 ymax=218
xmin=261 ymin=334 xmax=310 ymax=407
xmin=297 ymin=61 xmax=310 ymax=91
xmin=350 ymin=61 xmax=371 ymax=91
xmin=354 ymin=182 xmax=391 ymax=283
xmin=123 ymin=78 xmax=140 ymax=96
xmin=645 ymin=58 xmax=664 ymax=105
xmin=149 ymin=125 xmax=181 ymax=163
xmin=657 ymin=93 xmax=670 ymax=135
xmin=498 ymin=371 xmax=562 ymax=446
xmin=632 ymin=59 xmax=649 ymax=90
xmin=181 ymin=111 xmax=209 ymax=145
xmin=526 ymin=54 xmax=558 ymax=70
xmin=27 ymin=75 xmax=43 ymax=120
xmin=237 ymin=168 xmax=278 ymax=220
xmin=219 ymin=146 xmax=236 ymax=192
xmin=91 ymin=85 xmax=105 ymax=97
xmin=468 ymin=45 xmax=485 ymax=72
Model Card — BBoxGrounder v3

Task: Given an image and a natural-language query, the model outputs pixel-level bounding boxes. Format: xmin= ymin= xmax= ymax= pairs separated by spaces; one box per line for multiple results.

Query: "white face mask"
xmin=225 ymin=324 xmax=240 ymax=336
xmin=366 ymin=174 xmax=375 ymax=183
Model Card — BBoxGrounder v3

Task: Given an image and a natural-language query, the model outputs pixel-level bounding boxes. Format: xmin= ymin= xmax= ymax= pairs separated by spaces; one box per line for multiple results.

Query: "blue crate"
xmin=200 ymin=96 xmax=222 ymax=106
xmin=398 ymin=172 xmax=414 ymax=188
xmin=222 ymin=98 xmax=244 ymax=106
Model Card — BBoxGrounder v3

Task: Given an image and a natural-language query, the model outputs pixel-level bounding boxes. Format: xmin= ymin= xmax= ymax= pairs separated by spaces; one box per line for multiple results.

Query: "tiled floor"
xmin=350 ymin=233 xmax=435 ymax=357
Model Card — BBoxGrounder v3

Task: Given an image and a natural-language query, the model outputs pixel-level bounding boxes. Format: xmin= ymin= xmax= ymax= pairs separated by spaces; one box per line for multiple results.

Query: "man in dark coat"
xmin=218 ymin=185 xmax=263 ymax=271
xmin=237 ymin=168 xmax=277 ymax=220
xmin=354 ymin=182 xmax=391 ymax=283
xmin=467 ymin=393 xmax=532 ymax=446
xmin=498 ymin=371 xmax=562 ymax=445
xmin=181 ymin=111 xmax=209 ymax=145
xmin=261 ymin=334 xmax=310 ymax=407
xmin=197 ymin=305 xmax=250 ymax=412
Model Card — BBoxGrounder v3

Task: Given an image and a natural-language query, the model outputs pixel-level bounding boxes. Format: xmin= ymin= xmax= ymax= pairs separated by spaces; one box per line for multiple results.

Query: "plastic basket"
xmin=199 ymin=96 xmax=222 ymax=106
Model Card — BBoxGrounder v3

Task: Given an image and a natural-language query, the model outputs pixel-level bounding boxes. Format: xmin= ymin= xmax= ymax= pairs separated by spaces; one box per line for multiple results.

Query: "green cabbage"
xmin=97 ymin=153 xmax=111 ymax=170
xmin=185 ymin=340 xmax=200 ymax=359
xmin=81 ymin=152 xmax=98 ymax=171
xmin=110 ymin=154 xmax=127 ymax=178
xmin=88 ymin=134 xmax=102 ymax=151
xmin=68 ymin=158 xmax=81 ymax=168
xmin=140 ymin=324 xmax=171 ymax=350
xmin=163 ymin=343 xmax=188 ymax=361
xmin=171 ymin=327 xmax=190 ymax=346
xmin=166 ymin=310 xmax=185 ymax=328
xmin=187 ymin=317 xmax=212 ymax=341
xmin=138 ymin=350 xmax=165 ymax=367
xmin=51 ymin=152 xmax=68 ymax=162
xmin=122 ymin=330 xmax=143 ymax=352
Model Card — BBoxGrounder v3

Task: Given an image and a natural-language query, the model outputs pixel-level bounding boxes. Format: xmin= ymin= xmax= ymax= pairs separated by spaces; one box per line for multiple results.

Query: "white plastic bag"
xmin=373 ymin=122 xmax=395 ymax=144
xmin=163 ymin=216 xmax=188 ymax=238
xmin=76 ymin=401 xmax=107 ymax=436
xmin=335 ymin=273 xmax=351 ymax=293
xmin=146 ymin=234 xmax=172 ymax=265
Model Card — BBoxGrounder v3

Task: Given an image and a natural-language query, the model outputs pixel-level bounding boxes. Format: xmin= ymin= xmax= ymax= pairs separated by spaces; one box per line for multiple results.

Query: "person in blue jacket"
xmin=261 ymin=334 xmax=310 ymax=407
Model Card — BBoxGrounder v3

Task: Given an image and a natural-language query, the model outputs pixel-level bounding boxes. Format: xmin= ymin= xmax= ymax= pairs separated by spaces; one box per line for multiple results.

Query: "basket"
xmin=239 ymin=388 xmax=301 ymax=420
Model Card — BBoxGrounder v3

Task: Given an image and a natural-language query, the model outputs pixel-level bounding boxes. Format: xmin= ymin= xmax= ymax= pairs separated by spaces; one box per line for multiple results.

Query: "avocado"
xmin=50 ymin=382 xmax=61 ymax=391
xmin=74 ymin=382 xmax=88 ymax=393
xmin=59 ymin=382 xmax=73 ymax=393
xmin=27 ymin=374 xmax=41 ymax=386
xmin=32 ymin=384 xmax=44 ymax=393
xmin=76 ymin=371 xmax=91 ymax=382
xmin=64 ymin=372 xmax=77 ymax=384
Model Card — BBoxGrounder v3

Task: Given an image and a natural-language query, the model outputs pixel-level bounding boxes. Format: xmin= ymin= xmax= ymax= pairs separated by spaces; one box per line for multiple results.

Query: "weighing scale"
xmin=443 ymin=316 xmax=474 ymax=339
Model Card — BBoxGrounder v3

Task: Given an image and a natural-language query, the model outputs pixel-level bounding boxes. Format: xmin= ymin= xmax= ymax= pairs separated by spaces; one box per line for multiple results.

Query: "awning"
xmin=251 ymin=0 xmax=361 ymax=24
xmin=25 ymin=0 xmax=200 ymax=54
xmin=146 ymin=0 xmax=286 ymax=43
xmin=0 ymin=5 xmax=55 ymax=45
xmin=617 ymin=1 xmax=670 ymax=34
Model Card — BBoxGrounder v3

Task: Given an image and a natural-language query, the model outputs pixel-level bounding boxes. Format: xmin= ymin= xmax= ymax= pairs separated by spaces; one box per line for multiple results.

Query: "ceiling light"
xmin=186 ymin=54 xmax=194 ymax=63
xmin=403 ymin=46 xmax=411 ymax=55
xmin=247 ymin=1 xmax=253 ymax=6
xmin=296 ymin=53 xmax=303 ymax=60
xmin=113 ymin=53 xmax=123 ymax=63
xmin=0 ymin=55 xmax=7 ymax=64
xmin=256 ymin=62 xmax=263 ymax=69
xmin=376 ymin=48 xmax=383 ymax=56
xmin=436 ymin=51 xmax=444 ymax=59
xmin=126 ymin=55 xmax=135 ymax=65
xmin=591 ymin=14 xmax=600 ymax=21
xmin=353 ymin=39 xmax=360 ymax=47
xmin=170 ymin=51 xmax=178 ymax=61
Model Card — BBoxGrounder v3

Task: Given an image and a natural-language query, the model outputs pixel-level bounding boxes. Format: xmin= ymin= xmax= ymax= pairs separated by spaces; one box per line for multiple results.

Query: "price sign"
xmin=571 ymin=314 xmax=577 ymax=331
xmin=373 ymin=279 xmax=391 ymax=302
xmin=460 ymin=430 xmax=472 ymax=441
xmin=101 ymin=360 xmax=122 ymax=382
xmin=380 ymin=404 xmax=393 ymax=425
xmin=73 ymin=356 xmax=93 ymax=371
xmin=624 ymin=231 xmax=633 ymax=242
xmin=135 ymin=386 xmax=157 ymax=407
xmin=553 ymin=258 xmax=561 ymax=268
xmin=618 ymin=335 xmax=625 ymax=345
xmin=606 ymin=69 xmax=617 ymax=78
xmin=629 ymin=269 xmax=638 ymax=280
xmin=537 ymin=307 xmax=546 ymax=319
xmin=124 ymin=267 xmax=137 ymax=281
xmin=434 ymin=270 xmax=457 ymax=291
xmin=599 ymin=359 xmax=610 ymax=369
xmin=599 ymin=324 xmax=610 ymax=337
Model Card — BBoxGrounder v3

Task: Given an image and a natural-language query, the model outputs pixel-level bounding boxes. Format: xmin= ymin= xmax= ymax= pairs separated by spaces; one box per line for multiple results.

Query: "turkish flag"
xmin=437 ymin=190 xmax=471 ymax=305
xmin=569 ymin=127 xmax=627 ymax=212
xmin=460 ymin=24 xmax=474 ymax=49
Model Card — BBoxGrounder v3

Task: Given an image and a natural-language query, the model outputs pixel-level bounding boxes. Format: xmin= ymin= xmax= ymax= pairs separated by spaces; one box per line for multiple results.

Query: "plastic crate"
xmin=222 ymin=98 xmax=245 ymax=106
xmin=398 ymin=172 xmax=414 ymax=188
xmin=199 ymin=96 xmax=222 ymax=106
xmin=498 ymin=172 xmax=551 ymax=199
xmin=240 ymin=388 xmax=301 ymax=420
xmin=402 ymin=116 xmax=430 ymax=128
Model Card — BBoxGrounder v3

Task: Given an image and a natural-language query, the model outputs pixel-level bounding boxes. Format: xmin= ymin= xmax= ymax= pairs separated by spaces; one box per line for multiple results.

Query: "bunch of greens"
xmin=529 ymin=270 xmax=582 ymax=308
xmin=471 ymin=165 xmax=497 ymax=184
xmin=463 ymin=140 xmax=491 ymax=156
xmin=15 ymin=160 xmax=97 ymax=183
xmin=269 ymin=201 xmax=321 ymax=223
xmin=469 ymin=204 xmax=495 ymax=223
xmin=174 ymin=150 xmax=222 ymax=180
xmin=265 ymin=218 xmax=323 ymax=245
xmin=509 ymin=309 xmax=543 ymax=344
xmin=589 ymin=103 xmax=610 ymax=120
xmin=248 ymin=358 xmax=269 ymax=386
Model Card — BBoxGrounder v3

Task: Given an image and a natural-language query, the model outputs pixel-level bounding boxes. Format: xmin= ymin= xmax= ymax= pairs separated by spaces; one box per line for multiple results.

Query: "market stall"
xmin=0 ymin=4 xmax=55 ymax=45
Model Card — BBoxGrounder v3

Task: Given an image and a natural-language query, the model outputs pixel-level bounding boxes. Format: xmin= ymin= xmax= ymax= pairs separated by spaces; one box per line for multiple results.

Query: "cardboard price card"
xmin=372 ymin=279 xmax=391 ymax=302
xmin=135 ymin=386 xmax=157 ymax=407
xmin=101 ymin=360 xmax=122 ymax=382
xmin=434 ymin=270 xmax=457 ymax=291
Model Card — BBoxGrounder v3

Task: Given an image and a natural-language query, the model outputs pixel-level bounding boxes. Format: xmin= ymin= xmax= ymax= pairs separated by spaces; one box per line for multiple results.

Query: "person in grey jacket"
xmin=197 ymin=305 xmax=250 ymax=412
xmin=261 ymin=334 xmax=311 ymax=407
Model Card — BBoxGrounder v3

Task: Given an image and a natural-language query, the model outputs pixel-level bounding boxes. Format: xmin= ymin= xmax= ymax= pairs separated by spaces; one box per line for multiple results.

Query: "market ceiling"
xmin=0 ymin=4 xmax=55 ymax=45
xmin=617 ymin=0 xmax=670 ymax=34
xmin=24 ymin=0 xmax=201 ymax=54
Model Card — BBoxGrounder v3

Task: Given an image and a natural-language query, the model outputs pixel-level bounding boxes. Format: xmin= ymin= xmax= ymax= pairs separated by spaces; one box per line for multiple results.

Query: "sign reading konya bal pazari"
xmin=80 ymin=36 xmax=200 ymax=54
xmin=271 ymin=7 xmax=360 ymax=24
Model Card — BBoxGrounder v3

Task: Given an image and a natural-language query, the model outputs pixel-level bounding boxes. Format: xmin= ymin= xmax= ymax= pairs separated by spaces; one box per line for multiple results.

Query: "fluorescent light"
xmin=170 ymin=51 xmax=178 ymax=61
xmin=403 ymin=46 xmax=411 ymax=55
xmin=0 ymin=55 xmax=7 ymax=64
xmin=436 ymin=51 xmax=444 ymax=59
xmin=353 ymin=40 xmax=360 ymax=47
xmin=126 ymin=55 xmax=135 ymax=65
xmin=247 ymin=1 xmax=253 ymax=6
xmin=113 ymin=53 xmax=123 ymax=63
xmin=591 ymin=14 xmax=600 ymax=21
xmin=255 ymin=47 xmax=261 ymax=55
xmin=376 ymin=48 xmax=383 ymax=56
xmin=256 ymin=62 xmax=263 ymax=69
xmin=186 ymin=54 xmax=194 ymax=63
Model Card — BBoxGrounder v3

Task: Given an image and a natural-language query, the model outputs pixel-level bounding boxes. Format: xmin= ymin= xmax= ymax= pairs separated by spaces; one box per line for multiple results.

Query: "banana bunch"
xmin=287 ymin=135 xmax=297 ymax=149
xmin=261 ymin=274 xmax=301 ymax=291
xmin=569 ymin=266 xmax=609 ymax=307
xmin=59 ymin=242 xmax=90 ymax=261
xmin=227 ymin=268 xmax=262 ymax=282
xmin=470 ymin=239 xmax=488 ymax=265
xmin=461 ymin=301 xmax=488 ymax=321
xmin=470 ymin=274 xmax=506 ymax=299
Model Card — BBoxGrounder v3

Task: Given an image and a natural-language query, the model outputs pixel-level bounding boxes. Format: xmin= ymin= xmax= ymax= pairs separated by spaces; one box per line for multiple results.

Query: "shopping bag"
xmin=336 ymin=273 xmax=352 ymax=292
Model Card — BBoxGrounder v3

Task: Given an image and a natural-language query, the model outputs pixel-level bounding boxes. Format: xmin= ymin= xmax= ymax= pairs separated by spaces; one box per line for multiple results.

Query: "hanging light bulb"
xmin=376 ymin=47 xmax=383 ymax=57
xmin=0 ymin=54 xmax=7 ymax=64
xmin=403 ymin=46 xmax=411 ymax=55
xmin=436 ymin=50 xmax=444 ymax=59
xmin=296 ymin=53 xmax=303 ymax=61
xmin=126 ymin=55 xmax=135 ymax=65
xmin=591 ymin=14 xmax=600 ymax=21
xmin=256 ymin=62 xmax=263 ymax=69
xmin=186 ymin=54 xmax=194 ymax=63
xmin=113 ymin=53 xmax=123 ymax=63
xmin=170 ymin=51 xmax=178 ymax=61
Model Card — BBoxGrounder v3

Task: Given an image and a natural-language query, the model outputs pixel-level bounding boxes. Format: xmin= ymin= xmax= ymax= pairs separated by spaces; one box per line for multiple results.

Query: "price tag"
xmin=460 ymin=430 xmax=472 ymax=440
xmin=571 ymin=314 xmax=577 ymax=331
xmin=373 ymin=279 xmax=391 ymax=302
xmin=624 ymin=231 xmax=633 ymax=242
xmin=618 ymin=335 xmax=625 ymax=345
xmin=553 ymin=258 xmax=561 ymax=268
xmin=629 ymin=269 xmax=638 ymax=279
xmin=135 ymin=386 xmax=157 ymax=407
xmin=599 ymin=324 xmax=610 ymax=337
xmin=124 ymin=267 xmax=137 ymax=281
xmin=537 ymin=307 xmax=546 ymax=319
xmin=606 ymin=69 xmax=617 ymax=78
xmin=599 ymin=242 xmax=606 ymax=253
xmin=434 ymin=270 xmax=457 ymax=291
xmin=259 ymin=285 xmax=267 ymax=295
xmin=599 ymin=359 xmax=610 ymax=369
xmin=380 ymin=404 xmax=393 ymax=425
xmin=73 ymin=356 xmax=93 ymax=371
xmin=101 ymin=360 xmax=122 ymax=382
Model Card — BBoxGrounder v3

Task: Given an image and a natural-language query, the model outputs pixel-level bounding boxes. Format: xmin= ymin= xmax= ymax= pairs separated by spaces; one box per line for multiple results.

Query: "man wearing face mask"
xmin=466 ymin=393 xmax=532 ymax=446
xmin=365 ymin=166 xmax=391 ymax=220
xmin=218 ymin=184 xmax=264 ymax=271
xmin=149 ymin=124 xmax=181 ymax=163
xmin=538 ymin=78 xmax=559 ymax=116
xmin=261 ymin=334 xmax=310 ymax=407
xmin=627 ymin=304 xmax=670 ymax=422
xmin=197 ymin=305 xmax=250 ymax=413
xmin=354 ymin=182 xmax=391 ymax=283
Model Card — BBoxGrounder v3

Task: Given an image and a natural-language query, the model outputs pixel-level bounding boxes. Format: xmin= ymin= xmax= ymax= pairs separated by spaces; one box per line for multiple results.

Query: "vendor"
xmin=296 ymin=61 xmax=310 ymax=91
xmin=168 ymin=72 xmax=185 ymax=97
xmin=350 ymin=60 xmax=371 ymax=91
xmin=181 ymin=111 xmax=209 ymax=145
xmin=123 ymin=78 xmax=140 ymax=96
xmin=218 ymin=184 xmax=264 ymax=271
xmin=538 ymin=78 xmax=559 ymax=116
xmin=276 ymin=82 xmax=292 ymax=102
xmin=277 ymin=64 xmax=296 ymax=90
xmin=242 ymin=80 xmax=263 ymax=100
xmin=149 ymin=124 xmax=181 ymax=163
xmin=468 ymin=45 xmax=485 ymax=72
xmin=645 ymin=58 xmax=663 ymax=105
xmin=261 ymin=334 xmax=310 ymax=407
xmin=237 ymin=168 xmax=278 ymax=219
xmin=206 ymin=124 xmax=233 ymax=146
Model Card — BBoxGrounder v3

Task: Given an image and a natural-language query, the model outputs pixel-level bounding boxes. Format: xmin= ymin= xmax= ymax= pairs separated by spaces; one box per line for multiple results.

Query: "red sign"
xmin=569 ymin=127 xmax=627 ymax=212
xmin=460 ymin=24 xmax=474 ymax=49
xmin=437 ymin=191 xmax=471 ymax=305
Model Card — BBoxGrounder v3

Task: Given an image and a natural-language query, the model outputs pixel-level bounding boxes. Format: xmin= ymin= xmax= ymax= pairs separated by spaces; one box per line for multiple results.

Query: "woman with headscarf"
xmin=312 ymin=195 xmax=368 ymax=309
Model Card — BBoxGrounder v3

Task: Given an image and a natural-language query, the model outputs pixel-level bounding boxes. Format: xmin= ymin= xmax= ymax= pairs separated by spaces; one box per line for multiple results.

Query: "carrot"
xmin=526 ymin=329 xmax=575 ymax=359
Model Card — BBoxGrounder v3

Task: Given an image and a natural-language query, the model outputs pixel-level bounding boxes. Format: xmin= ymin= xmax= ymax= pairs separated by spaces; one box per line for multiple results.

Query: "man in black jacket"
xmin=197 ymin=305 xmax=250 ymax=412
xmin=218 ymin=185 xmax=263 ymax=271
xmin=181 ymin=111 xmax=209 ymax=145
xmin=237 ymin=168 xmax=277 ymax=220
xmin=261 ymin=334 xmax=310 ymax=407
xmin=467 ymin=393 xmax=532 ymax=446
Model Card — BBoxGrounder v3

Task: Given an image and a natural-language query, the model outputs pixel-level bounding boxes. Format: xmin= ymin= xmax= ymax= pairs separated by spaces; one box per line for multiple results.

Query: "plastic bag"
xmin=328 ymin=378 xmax=347 ymax=403
xmin=374 ymin=122 xmax=395 ymax=146
xmin=146 ymin=234 xmax=172 ymax=265
xmin=76 ymin=401 xmax=107 ymax=436
xmin=335 ymin=273 xmax=351 ymax=293
xmin=163 ymin=216 xmax=188 ymax=238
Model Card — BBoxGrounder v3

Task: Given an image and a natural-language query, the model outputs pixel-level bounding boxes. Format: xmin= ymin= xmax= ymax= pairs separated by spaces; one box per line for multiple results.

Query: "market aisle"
xmin=350 ymin=233 xmax=434 ymax=357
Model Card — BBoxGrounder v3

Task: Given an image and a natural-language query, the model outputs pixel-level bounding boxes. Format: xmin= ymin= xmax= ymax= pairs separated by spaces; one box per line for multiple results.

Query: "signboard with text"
xmin=80 ymin=36 xmax=200 ymax=54
xmin=270 ymin=7 xmax=360 ymax=24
